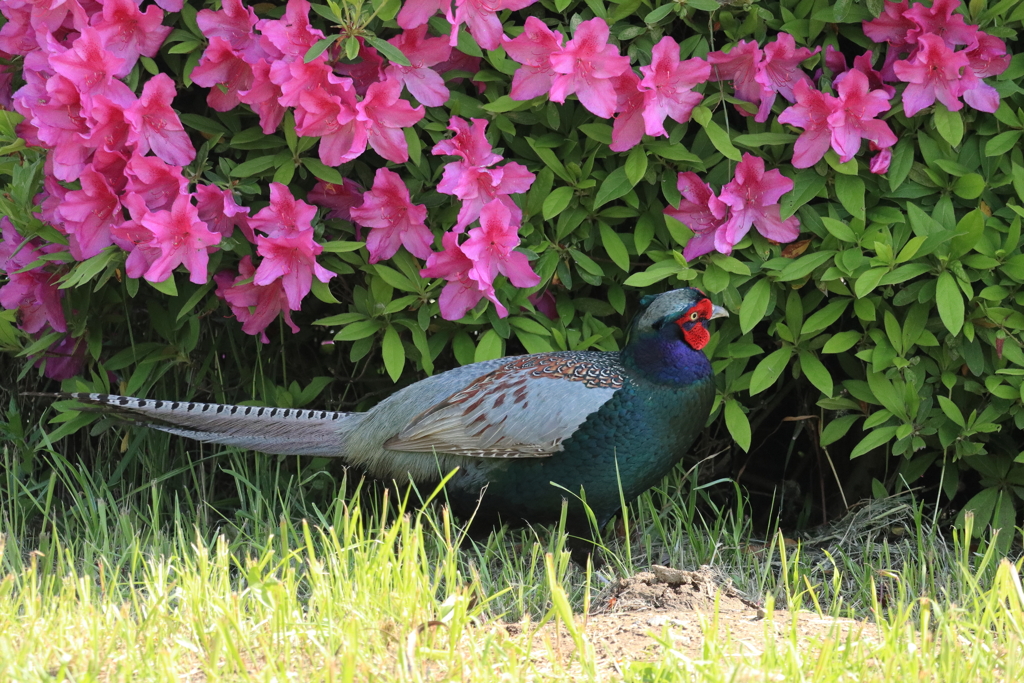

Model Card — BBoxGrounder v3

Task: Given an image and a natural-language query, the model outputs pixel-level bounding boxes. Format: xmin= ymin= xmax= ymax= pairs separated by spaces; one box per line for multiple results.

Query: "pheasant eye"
xmin=690 ymin=312 xmax=699 ymax=321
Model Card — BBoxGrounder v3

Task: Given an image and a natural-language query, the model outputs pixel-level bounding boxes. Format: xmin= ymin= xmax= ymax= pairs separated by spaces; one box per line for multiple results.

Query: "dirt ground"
xmin=504 ymin=565 xmax=878 ymax=677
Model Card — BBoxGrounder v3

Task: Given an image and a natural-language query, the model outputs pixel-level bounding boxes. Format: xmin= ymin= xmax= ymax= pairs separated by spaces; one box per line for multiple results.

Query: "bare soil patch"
xmin=508 ymin=565 xmax=878 ymax=677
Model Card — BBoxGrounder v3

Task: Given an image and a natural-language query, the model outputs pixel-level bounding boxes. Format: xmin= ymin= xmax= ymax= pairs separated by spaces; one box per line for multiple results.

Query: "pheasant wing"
xmin=383 ymin=352 xmax=624 ymax=458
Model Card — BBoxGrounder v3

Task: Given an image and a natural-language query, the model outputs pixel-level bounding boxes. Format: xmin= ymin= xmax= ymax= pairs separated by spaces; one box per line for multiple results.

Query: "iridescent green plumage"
xmin=54 ymin=288 xmax=726 ymax=532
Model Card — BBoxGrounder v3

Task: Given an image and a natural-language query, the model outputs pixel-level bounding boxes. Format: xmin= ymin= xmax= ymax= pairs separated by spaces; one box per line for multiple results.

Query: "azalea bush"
xmin=2 ymin=0 xmax=1024 ymax=539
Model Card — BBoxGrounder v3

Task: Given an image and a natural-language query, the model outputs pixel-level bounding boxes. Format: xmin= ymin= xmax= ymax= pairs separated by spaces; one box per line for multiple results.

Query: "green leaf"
xmin=799 ymin=351 xmax=833 ymax=397
xmin=363 ymin=35 xmax=411 ymax=66
xmin=482 ymin=95 xmax=531 ymax=113
xmin=802 ymin=299 xmax=850 ymax=337
xmin=692 ymin=106 xmax=741 ymax=161
xmin=542 ymin=186 xmax=574 ymax=220
xmin=578 ymin=123 xmax=613 ymax=144
xmin=955 ymin=487 xmax=998 ymax=536
xmin=594 ymin=167 xmax=633 ymax=209
xmin=936 ymin=271 xmax=965 ymax=336
xmin=724 ymin=399 xmax=751 ymax=452
xmin=301 ymin=158 xmax=345 ymax=185
xmin=933 ymin=104 xmax=964 ymax=147
xmin=952 ymin=173 xmax=985 ymax=199
xmin=305 ymin=36 xmax=338 ymax=63
xmin=732 ymin=133 xmax=797 ymax=147
xmin=854 ymin=267 xmax=887 ymax=298
xmin=334 ymin=319 xmax=383 ymax=341
xmin=850 ymin=426 xmax=898 ymax=458
xmin=230 ymin=155 xmax=278 ymax=177
xmin=834 ymin=174 xmax=865 ymax=220
xmin=986 ymin=130 xmax=1022 ymax=156
xmin=599 ymin=223 xmax=631 ymax=272
xmin=474 ymin=329 xmax=503 ymax=362
xmin=823 ymin=330 xmax=861 ymax=353
xmin=739 ymin=278 xmax=771 ymax=334
xmin=749 ymin=347 xmax=794 ymax=396
xmin=781 ymin=170 xmax=827 ymax=219
xmin=937 ymin=395 xmax=965 ymax=428
xmin=382 ymin=326 xmax=405 ymax=382
xmin=820 ymin=217 xmax=858 ymax=243
xmin=820 ymin=415 xmax=859 ymax=446
xmin=625 ymin=145 xmax=648 ymax=187
xmin=147 ymin=274 xmax=177 ymax=297
xmin=888 ymin=139 xmax=915 ymax=192
xmin=776 ymin=250 xmax=835 ymax=282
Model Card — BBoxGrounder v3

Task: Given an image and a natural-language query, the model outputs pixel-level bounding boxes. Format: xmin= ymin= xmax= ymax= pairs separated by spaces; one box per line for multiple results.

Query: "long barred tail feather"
xmin=41 ymin=393 xmax=361 ymax=457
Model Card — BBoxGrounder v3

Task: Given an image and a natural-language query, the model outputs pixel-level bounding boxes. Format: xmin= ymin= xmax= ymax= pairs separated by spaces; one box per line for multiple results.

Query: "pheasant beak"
xmin=709 ymin=304 xmax=729 ymax=320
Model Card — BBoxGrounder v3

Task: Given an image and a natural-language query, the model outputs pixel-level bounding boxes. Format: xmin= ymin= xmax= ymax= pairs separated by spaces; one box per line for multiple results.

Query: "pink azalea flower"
xmin=292 ymin=81 xmax=367 ymax=167
xmin=862 ymin=0 xmax=916 ymax=80
xmin=549 ymin=18 xmax=630 ymax=119
xmin=903 ymin=0 xmax=978 ymax=49
xmin=248 ymin=182 xmax=318 ymax=239
xmin=0 ymin=217 xmax=66 ymax=334
xmin=892 ymin=33 xmax=971 ymax=116
xmin=57 ymin=166 xmax=122 ymax=260
xmin=964 ymin=32 xmax=1010 ymax=78
xmin=462 ymin=199 xmax=540 ymax=290
xmin=308 ymin=179 xmax=365 ymax=223
xmin=778 ymin=80 xmax=837 ymax=168
xmin=89 ymin=148 xmax=130 ymax=192
xmin=828 ymin=69 xmax=897 ymax=163
xmin=196 ymin=183 xmax=252 ymax=241
xmin=355 ymin=77 xmax=425 ymax=163
xmin=420 ymin=230 xmax=506 ymax=319
xmin=125 ymin=153 xmax=188 ymax=212
xmin=238 ymin=59 xmax=287 ymax=133
xmin=274 ymin=56 xmax=350 ymax=109
xmin=870 ymin=143 xmax=893 ymax=174
xmin=196 ymin=0 xmax=259 ymax=52
xmin=111 ymin=192 xmax=161 ymax=279
xmin=756 ymin=33 xmax=818 ymax=105
xmin=141 ymin=194 xmax=222 ymax=284
xmin=664 ymin=172 xmax=728 ymax=261
xmin=256 ymin=0 xmax=323 ymax=59
xmin=332 ymin=37 xmax=385 ymax=97
xmin=610 ymin=70 xmax=647 ymax=152
xmin=717 ymin=154 xmax=800 ymax=253
xmin=191 ymin=37 xmax=255 ymax=111
xmin=431 ymin=116 xmax=502 ymax=167
xmin=48 ymin=27 xmax=126 ymax=98
xmin=433 ymin=49 xmax=486 ymax=93
xmin=154 ymin=0 xmax=184 ymax=12
xmin=397 ymin=0 xmax=450 ymax=30
xmin=527 ymin=289 xmax=557 ymax=319
xmin=437 ymin=164 xmax=534 ymax=232
xmin=91 ymin=0 xmax=171 ymax=75
xmin=253 ymin=231 xmax=335 ymax=310
xmin=124 ymin=74 xmax=195 ymax=166
xmin=449 ymin=0 xmax=537 ymax=52
xmin=708 ymin=40 xmax=773 ymax=121
xmin=84 ymin=94 xmax=132 ymax=154
xmin=349 ymin=168 xmax=434 ymax=263
xmin=385 ymin=26 xmax=451 ymax=107
xmin=830 ymin=49 xmax=896 ymax=98
xmin=503 ymin=16 xmax=564 ymax=101
xmin=215 ymin=255 xmax=299 ymax=343
xmin=38 ymin=334 xmax=87 ymax=380
xmin=638 ymin=36 xmax=710 ymax=137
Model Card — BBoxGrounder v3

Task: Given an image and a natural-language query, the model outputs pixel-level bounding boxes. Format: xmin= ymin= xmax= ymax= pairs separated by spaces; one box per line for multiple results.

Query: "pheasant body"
xmin=55 ymin=288 xmax=725 ymax=532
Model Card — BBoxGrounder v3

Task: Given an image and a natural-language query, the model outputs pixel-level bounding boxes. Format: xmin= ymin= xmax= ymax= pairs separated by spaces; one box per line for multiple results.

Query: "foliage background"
xmin=2 ymin=0 xmax=1024 ymax=544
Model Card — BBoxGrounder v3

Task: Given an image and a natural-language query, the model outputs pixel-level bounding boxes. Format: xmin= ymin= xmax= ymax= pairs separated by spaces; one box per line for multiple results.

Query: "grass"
xmin=2 ymin=435 xmax=1024 ymax=681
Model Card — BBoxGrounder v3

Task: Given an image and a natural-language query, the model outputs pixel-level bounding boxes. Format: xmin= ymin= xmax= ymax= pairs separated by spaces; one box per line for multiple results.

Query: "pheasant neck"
xmin=621 ymin=332 xmax=713 ymax=387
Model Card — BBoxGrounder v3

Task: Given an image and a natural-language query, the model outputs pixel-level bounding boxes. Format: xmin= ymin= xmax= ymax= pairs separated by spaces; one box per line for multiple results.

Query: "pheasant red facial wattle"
xmin=676 ymin=298 xmax=714 ymax=350
xmin=48 ymin=287 xmax=728 ymax=536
